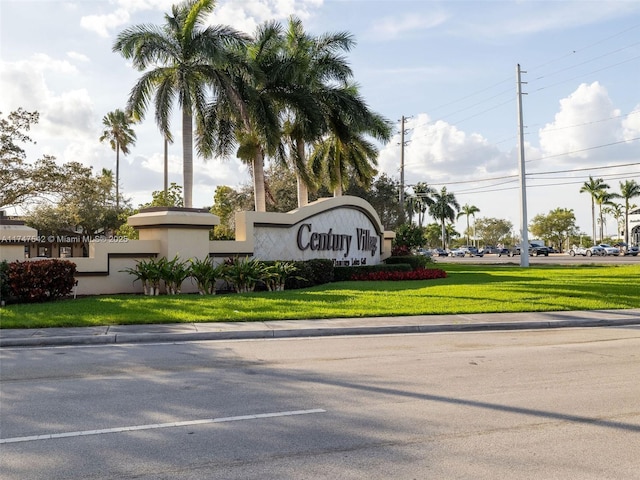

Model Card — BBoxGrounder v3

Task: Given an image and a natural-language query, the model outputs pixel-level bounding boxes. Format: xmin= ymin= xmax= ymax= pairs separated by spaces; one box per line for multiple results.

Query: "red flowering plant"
xmin=351 ymin=267 xmax=447 ymax=281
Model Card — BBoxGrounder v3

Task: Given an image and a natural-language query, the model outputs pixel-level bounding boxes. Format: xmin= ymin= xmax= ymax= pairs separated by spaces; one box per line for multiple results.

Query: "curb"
xmin=2 ymin=318 xmax=639 ymax=348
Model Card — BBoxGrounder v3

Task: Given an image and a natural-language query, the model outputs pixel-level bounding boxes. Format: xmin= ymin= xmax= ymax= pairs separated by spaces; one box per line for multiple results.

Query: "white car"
xmin=597 ymin=243 xmax=620 ymax=256
xmin=448 ymin=248 xmax=465 ymax=257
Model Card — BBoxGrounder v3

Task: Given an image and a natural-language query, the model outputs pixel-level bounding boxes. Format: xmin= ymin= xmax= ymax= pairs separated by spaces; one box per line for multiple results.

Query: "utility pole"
xmin=399 ymin=115 xmax=406 ymax=220
xmin=516 ymin=64 xmax=529 ymax=267
xmin=399 ymin=115 xmax=411 ymax=224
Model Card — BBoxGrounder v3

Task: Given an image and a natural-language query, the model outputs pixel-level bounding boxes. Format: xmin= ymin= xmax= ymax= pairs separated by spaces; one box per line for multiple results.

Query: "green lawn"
xmin=1 ymin=264 xmax=639 ymax=329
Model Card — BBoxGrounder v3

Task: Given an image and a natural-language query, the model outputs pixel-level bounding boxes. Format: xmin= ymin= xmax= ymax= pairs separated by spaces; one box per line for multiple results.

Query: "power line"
xmin=526 ymin=136 xmax=640 ymax=163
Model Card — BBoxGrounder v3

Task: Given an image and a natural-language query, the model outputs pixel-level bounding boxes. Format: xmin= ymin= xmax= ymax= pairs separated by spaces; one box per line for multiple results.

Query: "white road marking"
xmin=0 ymin=408 xmax=326 ymax=445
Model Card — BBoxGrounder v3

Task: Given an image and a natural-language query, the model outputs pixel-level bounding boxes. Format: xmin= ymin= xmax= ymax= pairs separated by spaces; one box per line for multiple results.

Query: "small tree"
xmin=392 ymin=223 xmax=425 ymax=255
xmin=475 ymin=217 xmax=513 ymax=247
xmin=529 ymin=208 xmax=578 ymax=252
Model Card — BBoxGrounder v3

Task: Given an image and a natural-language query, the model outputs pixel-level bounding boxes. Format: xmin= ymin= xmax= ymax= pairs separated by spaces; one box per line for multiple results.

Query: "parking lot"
xmin=433 ymin=253 xmax=640 ymax=265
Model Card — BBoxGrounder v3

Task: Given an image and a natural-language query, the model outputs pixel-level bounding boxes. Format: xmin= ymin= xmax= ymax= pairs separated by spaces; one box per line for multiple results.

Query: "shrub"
xmin=189 ymin=257 xmax=227 ymax=295
xmin=285 ymin=261 xmax=313 ymax=290
xmin=120 ymin=257 xmax=162 ymax=295
xmin=7 ymin=259 xmax=77 ymax=303
xmin=385 ymin=255 xmax=433 ymax=270
xmin=391 ymin=245 xmax=411 ymax=256
xmin=224 ymin=256 xmax=266 ymax=293
xmin=306 ymin=259 xmax=335 ymax=285
xmin=161 ymin=256 xmax=191 ymax=295
xmin=1 ymin=260 xmax=10 ymax=303
xmin=262 ymin=261 xmax=301 ymax=291
xmin=351 ymin=267 xmax=447 ymax=281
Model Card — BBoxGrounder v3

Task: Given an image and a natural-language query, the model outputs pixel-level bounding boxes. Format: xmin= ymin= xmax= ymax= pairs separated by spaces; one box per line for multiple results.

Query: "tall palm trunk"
xmin=115 ymin=141 xmax=120 ymax=210
xmin=333 ymin=178 xmax=343 ymax=197
xmin=296 ymin=140 xmax=308 ymax=207
xmin=164 ymin=136 xmax=169 ymax=197
xmin=253 ymin=150 xmax=266 ymax=212
xmin=590 ymin=198 xmax=596 ymax=244
xmin=182 ymin=108 xmax=193 ymax=208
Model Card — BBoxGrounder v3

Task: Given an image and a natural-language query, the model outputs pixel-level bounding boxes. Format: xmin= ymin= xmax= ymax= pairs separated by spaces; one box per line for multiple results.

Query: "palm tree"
xmin=113 ymin=0 xmax=248 ymax=208
xmin=99 ymin=109 xmax=136 ymax=210
xmin=594 ymin=189 xmax=616 ymax=243
xmin=619 ymin=179 xmax=640 ymax=244
xmin=429 ymin=187 xmax=460 ymax=249
xmin=457 ymin=203 xmax=480 ymax=246
xmin=603 ymin=203 xmax=624 ymax=241
xmin=309 ymin=85 xmax=392 ymax=196
xmin=281 ymin=17 xmax=354 ymax=207
xmin=201 ymin=19 xmax=315 ymax=212
xmin=409 ymin=182 xmax=436 ymax=227
xmin=580 ymin=176 xmax=609 ymax=244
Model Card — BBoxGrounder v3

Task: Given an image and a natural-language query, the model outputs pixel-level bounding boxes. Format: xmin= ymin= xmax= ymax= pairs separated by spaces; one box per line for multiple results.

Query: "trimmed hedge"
xmin=0 ymin=260 xmax=9 ymax=303
xmin=385 ymin=255 xmax=434 ymax=270
xmin=7 ymin=259 xmax=77 ymax=303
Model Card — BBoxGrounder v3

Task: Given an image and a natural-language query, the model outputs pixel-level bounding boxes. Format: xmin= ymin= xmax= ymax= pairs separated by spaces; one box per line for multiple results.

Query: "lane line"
xmin=0 ymin=408 xmax=326 ymax=445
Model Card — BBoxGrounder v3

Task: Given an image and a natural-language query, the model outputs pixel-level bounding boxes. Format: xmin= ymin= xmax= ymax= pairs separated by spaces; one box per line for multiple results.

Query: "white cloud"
xmin=213 ymin=0 xmax=324 ymax=35
xmin=370 ymin=11 xmax=449 ymax=40
xmin=43 ymin=89 xmax=95 ymax=136
xmin=80 ymin=8 xmax=130 ymax=38
xmin=538 ymin=82 xmax=621 ymax=161
xmin=378 ymin=113 xmax=511 ymax=189
xmin=622 ymin=106 xmax=640 ymax=141
xmin=67 ymin=51 xmax=90 ymax=62
xmin=79 ymin=0 xmax=324 ymax=39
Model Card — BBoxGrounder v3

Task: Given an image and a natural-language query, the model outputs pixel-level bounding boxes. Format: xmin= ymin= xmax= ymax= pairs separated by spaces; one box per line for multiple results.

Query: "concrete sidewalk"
xmin=2 ymin=309 xmax=639 ymax=348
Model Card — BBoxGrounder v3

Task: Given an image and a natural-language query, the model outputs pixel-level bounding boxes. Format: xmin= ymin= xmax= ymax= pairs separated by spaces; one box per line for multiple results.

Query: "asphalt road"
xmin=2 ymin=327 xmax=639 ymax=479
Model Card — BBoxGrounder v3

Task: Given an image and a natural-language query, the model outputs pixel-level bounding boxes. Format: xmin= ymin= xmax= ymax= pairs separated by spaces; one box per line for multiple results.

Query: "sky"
xmin=1 ymin=0 xmax=639 ymax=240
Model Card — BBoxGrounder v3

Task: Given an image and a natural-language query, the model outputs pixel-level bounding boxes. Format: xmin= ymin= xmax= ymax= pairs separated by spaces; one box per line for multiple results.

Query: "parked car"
xmin=448 ymin=248 xmax=465 ymax=257
xmin=568 ymin=245 xmax=606 ymax=257
xmin=459 ymin=245 xmax=484 ymax=257
xmin=597 ymin=243 xmax=620 ymax=256
xmin=508 ymin=244 xmax=550 ymax=256
xmin=613 ymin=242 xmax=639 ymax=256
xmin=415 ymin=248 xmax=432 ymax=257
xmin=430 ymin=248 xmax=448 ymax=257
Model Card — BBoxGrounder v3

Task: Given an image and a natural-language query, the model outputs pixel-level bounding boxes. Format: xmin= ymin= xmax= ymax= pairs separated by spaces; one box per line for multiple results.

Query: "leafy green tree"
xmin=580 ymin=176 xmax=609 ymax=244
xmin=113 ymin=0 xmax=247 ymax=208
xmin=529 ymin=208 xmax=578 ymax=252
xmin=209 ymin=186 xmax=239 ymax=239
xmin=392 ymin=223 xmax=425 ymax=251
xmin=457 ymin=203 xmax=480 ymax=245
xmin=429 ymin=187 xmax=460 ymax=249
xmin=99 ymin=108 xmax=136 ymax=209
xmin=141 ymin=183 xmax=184 ymax=208
xmin=619 ymin=179 xmax=640 ymax=244
xmin=0 ymin=109 xmax=64 ymax=209
xmin=423 ymin=223 xmax=442 ymax=247
xmin=25 ymin=167 xmax=124 ymax=239
xmin=474 ymin=217 xmax=513 ymax=247
xmin=346 ymin=173 xmax=403 ymax=230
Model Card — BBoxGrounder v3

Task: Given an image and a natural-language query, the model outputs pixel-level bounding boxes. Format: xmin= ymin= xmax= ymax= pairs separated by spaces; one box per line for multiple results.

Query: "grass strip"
xmin=1 ymin=264 xmax=639 ymax=329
